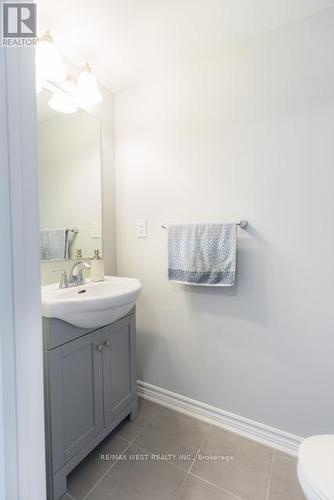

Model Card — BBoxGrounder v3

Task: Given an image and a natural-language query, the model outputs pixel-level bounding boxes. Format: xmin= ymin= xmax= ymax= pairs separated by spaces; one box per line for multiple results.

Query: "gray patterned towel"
xmin=40 ymin=228 xmax=69 ymax=261
xmin=168 ymin=223 xmax=237 ymax=286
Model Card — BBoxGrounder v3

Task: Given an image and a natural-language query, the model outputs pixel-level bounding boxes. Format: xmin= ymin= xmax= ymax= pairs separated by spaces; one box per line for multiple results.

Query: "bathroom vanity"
xmin=43 ymin=309 xmax=138 ymax=500
xmin=37 ymin=85 xmax=142 ymax=499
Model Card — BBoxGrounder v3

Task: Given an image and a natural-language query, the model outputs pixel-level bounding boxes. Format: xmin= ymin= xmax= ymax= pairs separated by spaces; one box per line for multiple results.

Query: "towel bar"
xmin=161 ymin=220 xmax=248 ymax=229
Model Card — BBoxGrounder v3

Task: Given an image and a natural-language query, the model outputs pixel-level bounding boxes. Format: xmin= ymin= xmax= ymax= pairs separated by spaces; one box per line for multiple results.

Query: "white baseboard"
xmin=137 ymin=380 xmax=303 ymax=457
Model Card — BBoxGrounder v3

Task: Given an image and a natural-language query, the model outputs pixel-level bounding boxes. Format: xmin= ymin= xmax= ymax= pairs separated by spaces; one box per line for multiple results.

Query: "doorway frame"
xmin=0 ymin=5 xmax=47 ymax=498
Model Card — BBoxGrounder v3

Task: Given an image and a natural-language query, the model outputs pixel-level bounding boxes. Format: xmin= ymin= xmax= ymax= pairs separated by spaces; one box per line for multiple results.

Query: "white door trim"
xmin=0 ymin=5 xmax=47 ymax=498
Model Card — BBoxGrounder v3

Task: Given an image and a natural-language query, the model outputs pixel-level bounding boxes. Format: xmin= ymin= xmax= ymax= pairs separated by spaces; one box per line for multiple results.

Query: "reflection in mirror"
xmin=37 ymin=89 xmax=102 ymax=262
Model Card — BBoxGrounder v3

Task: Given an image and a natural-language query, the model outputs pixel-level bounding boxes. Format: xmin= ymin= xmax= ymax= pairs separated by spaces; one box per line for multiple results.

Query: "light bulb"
xmin=36 ymin=31 xmax=67 ymax=82
xmin=48 ymin=92 xmax=78 ymax=114
xmin=76 ymin=64 xmax=102 ymax=105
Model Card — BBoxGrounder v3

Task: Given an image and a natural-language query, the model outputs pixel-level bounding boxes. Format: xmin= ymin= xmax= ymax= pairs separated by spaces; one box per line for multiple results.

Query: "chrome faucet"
xmin=52 ymin=270 xmax=69 ymax=289
xmin=68 ymin=261 xmax=91 ymax=287
xmin=53 ymin=260 xmax=91 ymax=289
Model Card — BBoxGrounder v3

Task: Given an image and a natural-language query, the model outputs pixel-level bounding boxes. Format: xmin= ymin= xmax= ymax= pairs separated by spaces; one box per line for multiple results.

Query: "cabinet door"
xmin=102 ymin=315 xmax=136 ymax=427
xmin=48 ymin=331 xmax=103 ymax=472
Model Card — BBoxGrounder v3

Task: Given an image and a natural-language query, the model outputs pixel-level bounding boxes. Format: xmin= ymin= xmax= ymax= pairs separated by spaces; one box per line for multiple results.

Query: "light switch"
xmin=137 ymin=219 xmax=147 ymax=238
xmin=90 ymin=221 xmax=101 ymax=239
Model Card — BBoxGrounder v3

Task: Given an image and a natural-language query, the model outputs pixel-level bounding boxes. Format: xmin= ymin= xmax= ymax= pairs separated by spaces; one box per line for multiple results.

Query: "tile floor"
xmin=64 ymin=398 xmax=304 ymax=500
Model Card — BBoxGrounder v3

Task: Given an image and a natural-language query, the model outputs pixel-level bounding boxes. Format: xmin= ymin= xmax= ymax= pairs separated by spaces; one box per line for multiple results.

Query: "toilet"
xmin=297 ymin=435 xmax=334 ymax=499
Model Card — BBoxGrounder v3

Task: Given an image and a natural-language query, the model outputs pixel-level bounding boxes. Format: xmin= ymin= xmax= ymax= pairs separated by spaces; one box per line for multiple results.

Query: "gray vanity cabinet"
xmin=102 ymin=315 xmax=136 ymax=427
xmin=48 ymin=331 xmax=104 ymax=472
xmin=43 ymin=310 xmax=138 ymax=500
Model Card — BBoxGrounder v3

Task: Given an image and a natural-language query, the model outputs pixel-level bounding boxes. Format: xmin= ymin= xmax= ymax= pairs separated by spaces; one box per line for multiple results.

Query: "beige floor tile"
xmin=113 ymin=397 xmax=161 ymax=442
xmin=268 ymin=451 xmax=304 ymax=500
xmin=86 ymin=444 xmax=186 ymax=500
xmin=191 ymin=426 xmax=273 ymax=500
xmin=134 ymin=407 xmax=210 ymax=470
xmin=178 ymin=474 xmax=241 ymax=500
xmin=67 ymin=435 xmax=128 ymax=500
xmin=65 ymin=403 xmax=300 ymax=500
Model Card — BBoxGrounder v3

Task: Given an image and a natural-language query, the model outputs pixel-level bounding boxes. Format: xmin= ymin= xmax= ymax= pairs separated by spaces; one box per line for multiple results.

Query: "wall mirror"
xmin=37 ymin=89 xmax=102 ymax=262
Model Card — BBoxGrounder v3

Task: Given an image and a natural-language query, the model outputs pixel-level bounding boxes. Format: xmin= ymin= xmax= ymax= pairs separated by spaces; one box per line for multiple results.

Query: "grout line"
xmin=129 ymin=447 xmax=192 ymax=475
xmin=81 ymin=439 xmax=133 ymax=500
xmin=188 ymin=472 xmax=244 ymax=500
xmin=65 ymin=493 xmax=76 ymax=500
xmin=125 ymin=413 xmax=213 ymax=476
xmin=129 ymin=443 xmax=189 ymax=500
xmin=114 ymin=435 xmax=131 ymax=444
xmin=129 ymin=405 xmax=163 ymax=444
xmin=175 ymin=423 xmax=246 ymax=500
xmin=79 ymin=403 xmax=250 ymax=500
xmin=175 ymin=424 xmax=213 ymax=499
xmin=174 ymin=471 xmax=189 ymax=499
xmin=187 ymin=423 xmax=212 ymax=474
xmin=118 ymin=420 xmax=212 ymax=474
xmin=81 ymin=405 xmax=163 ymax=500
xmin=265 ymin=449 xmax=275 ymax=500
xmin=128 ymin=409 xmax=214 ymax=476
xmin=124 ymin=441 xmax=188 ymax=474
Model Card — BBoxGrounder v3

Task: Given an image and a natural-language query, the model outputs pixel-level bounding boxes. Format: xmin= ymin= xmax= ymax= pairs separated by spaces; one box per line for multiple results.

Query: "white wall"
xmin=115 ymin=9 xmax=334 ymax=437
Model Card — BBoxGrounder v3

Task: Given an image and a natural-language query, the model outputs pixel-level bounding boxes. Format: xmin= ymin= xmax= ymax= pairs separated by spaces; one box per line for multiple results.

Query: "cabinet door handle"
xmin=104 ymin=340 xmax=111 ymax=347
xmin=96 ymin=344 xmax=103 ymax=351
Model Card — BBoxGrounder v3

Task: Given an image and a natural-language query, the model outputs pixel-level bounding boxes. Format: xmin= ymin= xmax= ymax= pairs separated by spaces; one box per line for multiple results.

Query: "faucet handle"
xmin=72 ymin=261 xmax=91 ymax=276
xmin=70 ymin=261 xmax=91 ymax=286
xmin=52 ymin=270 xmax=68 ymax=289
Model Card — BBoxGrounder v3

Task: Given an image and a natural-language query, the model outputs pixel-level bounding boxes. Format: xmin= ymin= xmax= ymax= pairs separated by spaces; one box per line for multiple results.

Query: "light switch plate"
xmin=90 ymin=221 xmax=101 ymax=239
xmin=137 ymin=218 xmax=147 ymax=238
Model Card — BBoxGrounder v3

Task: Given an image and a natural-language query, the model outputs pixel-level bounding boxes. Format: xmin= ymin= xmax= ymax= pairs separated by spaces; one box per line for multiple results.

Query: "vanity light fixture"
xmin=76 ymin=63 xmax=103 ymax=105
xmin=36 ymin=31 xmax=103 ymax=113
xmin=48 ymin=91 xmax=78 ymax=114
xmin=36 ymin=30 xmax=67 ymax=83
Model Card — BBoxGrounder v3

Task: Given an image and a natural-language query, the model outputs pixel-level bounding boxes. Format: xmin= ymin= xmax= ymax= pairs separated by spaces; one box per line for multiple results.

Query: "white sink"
xmin=41 ymin=276 xmax=142 ymax=328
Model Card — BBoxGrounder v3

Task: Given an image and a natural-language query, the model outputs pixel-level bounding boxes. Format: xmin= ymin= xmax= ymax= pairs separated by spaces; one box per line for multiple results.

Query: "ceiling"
xmin=37 ymin=0 xmax=334 ymax=92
